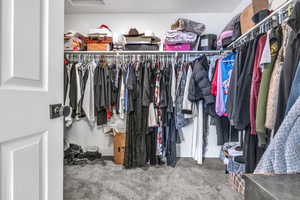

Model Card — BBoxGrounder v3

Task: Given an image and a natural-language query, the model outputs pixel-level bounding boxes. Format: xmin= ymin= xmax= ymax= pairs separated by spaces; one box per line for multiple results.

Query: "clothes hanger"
xmin=223 ymin=59 xmax=235 ymax=63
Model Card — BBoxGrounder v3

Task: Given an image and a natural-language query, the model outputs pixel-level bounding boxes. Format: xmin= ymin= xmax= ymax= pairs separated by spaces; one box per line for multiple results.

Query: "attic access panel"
xmin=65 ymin=0 xmax=242 ymax=14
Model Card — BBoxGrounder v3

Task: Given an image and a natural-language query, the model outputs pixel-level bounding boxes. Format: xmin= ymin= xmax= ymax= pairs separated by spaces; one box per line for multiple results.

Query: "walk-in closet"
xmin=1 ymin=0 xmax=300 ymax=200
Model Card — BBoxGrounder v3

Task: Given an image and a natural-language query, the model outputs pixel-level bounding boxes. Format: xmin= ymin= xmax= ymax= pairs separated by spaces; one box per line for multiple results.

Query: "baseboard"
xmin=102 ymin=156 xmax=113 ymax=161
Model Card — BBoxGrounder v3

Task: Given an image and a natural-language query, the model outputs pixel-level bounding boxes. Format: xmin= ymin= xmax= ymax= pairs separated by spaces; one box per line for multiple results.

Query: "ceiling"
xmin=65 ymin=0 xmax=242 ymax=14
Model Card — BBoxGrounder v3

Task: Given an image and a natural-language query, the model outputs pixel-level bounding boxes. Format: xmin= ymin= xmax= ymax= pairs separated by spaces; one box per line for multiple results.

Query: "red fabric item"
xmin=64 ymin=58 xmax=68 ymax=65
xmin=211 ymin=59 xmax=219 ymax=96
xmin=98 ymin=24 xmax=112 ymax=32
xmin=250 ymin=34 xmax=267 ymax=135
xmin=106 ymin=107 xmax=112 ymax=120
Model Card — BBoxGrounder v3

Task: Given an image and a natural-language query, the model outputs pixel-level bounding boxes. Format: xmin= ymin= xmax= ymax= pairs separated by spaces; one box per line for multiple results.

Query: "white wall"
xmin=65 ymin=13 xmax=234 ymax=39
xmin=269 ymin=0 xmax=288 ymax=9
xmin=232 ymin=0 xmax=288 ymax=15
xmin=233 ymin=0 xmax=251 ymax=14
xmin=64 ymin=10 xmax=246 ymax=157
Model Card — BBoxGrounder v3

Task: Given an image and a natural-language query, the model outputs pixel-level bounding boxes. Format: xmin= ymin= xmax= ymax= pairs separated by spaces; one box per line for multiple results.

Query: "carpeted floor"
xmin=64 ymin=158 xmax=242 ymax=200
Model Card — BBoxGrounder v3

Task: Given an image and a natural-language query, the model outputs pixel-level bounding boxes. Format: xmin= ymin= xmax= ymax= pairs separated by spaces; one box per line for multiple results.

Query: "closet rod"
xmin=229 ymin=0 xmax=294 ymax=48
xmin=64 ymin=50 xmax=224 ymax=55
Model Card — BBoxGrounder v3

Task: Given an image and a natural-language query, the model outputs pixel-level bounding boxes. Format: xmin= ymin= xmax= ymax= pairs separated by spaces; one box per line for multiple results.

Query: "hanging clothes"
xmin=117 ymin=67 xmax=126 ymax=119
xmin=182 ymin=64 xmax=193 ymax=116
xmin=249 ymin=34 xmax=267 ymax=135
xmin=64 ymin=62 xmax=73 ymax=127
xmin=175 ymin=63 xmax=191 ymax=131
xmin=215 ymin=53 xmax=235 ymax=116
xmin=164 ymin=62 xmax=178 ymax=167
xmin=216 ymin=59 xmax=225 ymax=116
xmin=188 ymin=55 xmax=215 ymax=106
xmin=273 ymin=2 xmax=300 ymax=133
xmin=265 ymin=24 xmax=292 ymax=130
xmin=285 ymin=61 xmax=300 ymax=115
xmin=191 ymin=102 xmax=204 ymax=165
xmin=255 ymin=27 xmax=282 ymax=146
xmin=211 ymin=58 xmax=220 ymax=97
xmin=64 ymin=53 xmax=219 ymax=169
xmin=232 ymin=38 xmax=259 ymax=130
xmin=220 ymin=54 xmax=235 ymax=114
xmin=94 ymin=62 xmax=109 ymax=126
xmin=82 ymin=61 xmax=97 ymax=123
xmin=244 ymin=127 xmax=266 ymax=173
xmin=171 ymin=60 xmax=176 ymax=106
xmin=69 ymin=63 xmax=78 ymax=119
xmin=124 ymin=63 xmax=139 ymax=168
xmin=255 ymin=95 xmax=300 ymax=174
xmin=226 ymin=43 xmax=248 ymax=127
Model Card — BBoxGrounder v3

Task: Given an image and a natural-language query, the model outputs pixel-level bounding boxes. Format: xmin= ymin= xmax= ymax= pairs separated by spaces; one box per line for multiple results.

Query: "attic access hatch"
xmin=65 ymin=0 xmax=242 ymax=14
xmin=67 ymin=0 xmax=105 ymax=6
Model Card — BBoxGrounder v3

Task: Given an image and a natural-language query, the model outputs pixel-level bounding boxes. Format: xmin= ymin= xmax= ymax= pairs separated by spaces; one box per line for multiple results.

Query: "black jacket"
xmin=226 ymin=43 xmax=248 ymax=127
xmin=234 ymin=37 xmax=259 ymax=130
xmin=69 ymin=63 xmax=78 ymax=117
xmin=188 ymin=55 xmax=214 ymax=106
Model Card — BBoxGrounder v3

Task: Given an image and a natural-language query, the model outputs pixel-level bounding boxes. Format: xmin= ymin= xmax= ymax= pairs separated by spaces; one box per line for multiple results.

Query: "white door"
xmin=0 ymin=0 xmax=64 ymax=200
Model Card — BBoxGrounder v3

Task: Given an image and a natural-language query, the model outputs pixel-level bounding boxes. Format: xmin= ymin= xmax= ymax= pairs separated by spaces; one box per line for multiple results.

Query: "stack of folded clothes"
xmin=164 ymin=18 xmax=206 ymax=51
xmin=64 ymin=31 xmax=87 ymax=51
xmin=123 ymin=28 xmax=161 ymax=51
xmin=113 ymin=32 xmax=126 ymax=51
xmin=87 ymin=24 xmax=113 ymax=51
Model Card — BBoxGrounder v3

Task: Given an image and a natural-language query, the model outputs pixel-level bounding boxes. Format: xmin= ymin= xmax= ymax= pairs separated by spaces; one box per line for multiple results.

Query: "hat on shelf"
xmin=88 ymin=24 xmax=113 ymax=37
xmin=252 ymin=9 xmax=271 ymax=24
xmin=124 ymin=28 xmax=144 ymax=37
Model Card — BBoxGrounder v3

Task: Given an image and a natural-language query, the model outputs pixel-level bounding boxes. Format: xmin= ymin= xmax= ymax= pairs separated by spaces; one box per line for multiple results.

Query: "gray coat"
xmin=255 ymin=95 xmax=300 ymax=174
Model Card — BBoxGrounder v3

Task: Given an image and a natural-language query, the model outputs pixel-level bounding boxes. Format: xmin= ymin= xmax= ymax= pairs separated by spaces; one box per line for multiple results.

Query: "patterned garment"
xmin=156 ymin=126 xmax=164 ymax=156
xmin=227 ymin=158 xmax=245 ymax=175
xmin=154 ymin=62 xmax=161 ymax=107
xmin=175 ymin=64 xmax=191 ymax=130
xmin=153 ymin=62 xmax=164 ymax=157
xmin=124 ymin=64 xmax=131 ymax=113
xmin=255 ymin=95 xmax=300 ymax=174
xmin=164 ymin=30 xmax=198 ymax=45
xmin=220 ymin=143 xmax=245 ymax=174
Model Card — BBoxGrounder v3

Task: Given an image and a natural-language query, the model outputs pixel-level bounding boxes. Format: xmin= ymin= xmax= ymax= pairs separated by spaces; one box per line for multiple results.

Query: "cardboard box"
xmin=240 ymin=4 xmax=256 ymax=34
xmin=113 ymin=131 xmax=126 ymax=165
xmin=252 ymin=0 xmax=269 ymax=14
xmin=240 ymin=1 xmax=269 ymax=34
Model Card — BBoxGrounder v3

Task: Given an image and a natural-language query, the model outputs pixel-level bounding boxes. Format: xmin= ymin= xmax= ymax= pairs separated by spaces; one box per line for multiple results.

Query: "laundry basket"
xmin=113 ymin=130 xmax=126 ymax=165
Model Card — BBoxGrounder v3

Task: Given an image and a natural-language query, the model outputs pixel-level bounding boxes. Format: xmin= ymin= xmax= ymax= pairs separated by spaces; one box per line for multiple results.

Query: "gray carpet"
xmin=64 ymin=158 xmax=242 ymax=200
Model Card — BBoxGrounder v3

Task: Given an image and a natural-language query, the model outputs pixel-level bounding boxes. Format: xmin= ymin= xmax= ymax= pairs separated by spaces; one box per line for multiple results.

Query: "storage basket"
xmin=87 ymin=41 xmax=111 ymax=51
xmin=229 ymin=173 xmax=245 ymax=198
